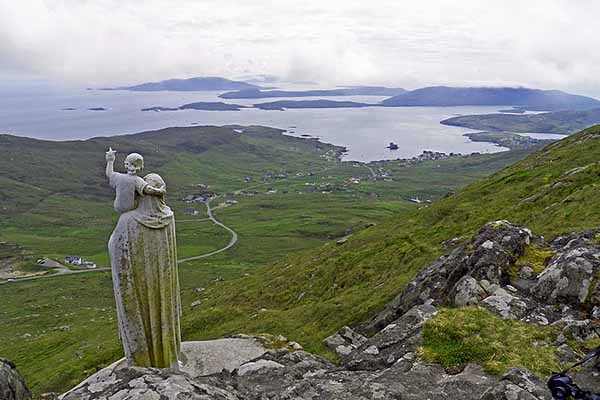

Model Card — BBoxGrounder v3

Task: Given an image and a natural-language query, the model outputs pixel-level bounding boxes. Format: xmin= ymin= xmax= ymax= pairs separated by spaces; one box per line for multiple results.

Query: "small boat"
xmin=387 ymin=142 xmax=399 ymax=150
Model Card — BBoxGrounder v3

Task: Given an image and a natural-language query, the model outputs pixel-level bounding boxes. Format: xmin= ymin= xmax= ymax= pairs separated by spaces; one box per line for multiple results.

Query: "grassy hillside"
xmin=181 ymin=124 xmax=600 ymax=360
xmin=0 ymin=126 xmax=526 ymax=394
xmin=0 ymin=125 xmax=344 ymax=266
xmin=0 ymin=125 xmax=531 ymax=396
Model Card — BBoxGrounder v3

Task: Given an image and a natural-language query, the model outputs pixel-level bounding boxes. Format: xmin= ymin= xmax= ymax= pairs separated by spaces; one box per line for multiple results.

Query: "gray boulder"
xmin=343 ymin=303 xmax=437 ymax=370
xmin=533 ymin=245 xmax=599 ymax=307
xmin=359 ymin=221 xmax=537 ymax=334
xmin=323 ymin=326 xmax=368 ymax=356
xmin=0 ymin=358 xmax=31 ymax=400
xmin=60 ymin=366 xmax=241 ymax=400
xmin=482 ymin=287 xmax=529 ymax=319
xmin=480 ymin=368 xmax=551 ymax=400
xmin=453 ymin=275 xmax=486 ymax=306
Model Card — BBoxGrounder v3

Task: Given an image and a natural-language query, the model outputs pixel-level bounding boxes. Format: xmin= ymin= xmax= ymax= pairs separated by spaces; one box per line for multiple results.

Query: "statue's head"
xmin=144 ymin=173 xmax=167 ymax=197
xmin=124 ymin=153 xmax=144 ymax=175
xmin=144 ymin=173 xmax=166 ymax=193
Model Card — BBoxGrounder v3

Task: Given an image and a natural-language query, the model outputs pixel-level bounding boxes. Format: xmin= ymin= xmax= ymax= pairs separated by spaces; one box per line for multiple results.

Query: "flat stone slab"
xmin=180 ymin=338 xmax=268 ymax=377
xmin=60 ymin=338 xmax=268 ymax=398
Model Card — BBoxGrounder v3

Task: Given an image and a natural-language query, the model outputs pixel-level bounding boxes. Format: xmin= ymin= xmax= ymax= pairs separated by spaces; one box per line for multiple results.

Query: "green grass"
xmin=178 ymin=125 xmax=600 ymax=365
xmin=513 ymin=243 xmax=554 ymax=278
xmin=0 ymin=125 xmax=534 ymax=397
xmin=421 ymin=307 xmax=560 ymax=376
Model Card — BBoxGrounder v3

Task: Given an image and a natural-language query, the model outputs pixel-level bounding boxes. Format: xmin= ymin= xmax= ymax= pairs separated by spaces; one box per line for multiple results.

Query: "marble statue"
xmin=105 ymin=148 xmax=181 ymax=369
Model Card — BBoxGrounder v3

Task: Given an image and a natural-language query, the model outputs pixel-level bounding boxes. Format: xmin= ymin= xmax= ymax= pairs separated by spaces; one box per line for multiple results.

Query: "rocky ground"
xmin=4 ymin=221 xmax=599 ymax=399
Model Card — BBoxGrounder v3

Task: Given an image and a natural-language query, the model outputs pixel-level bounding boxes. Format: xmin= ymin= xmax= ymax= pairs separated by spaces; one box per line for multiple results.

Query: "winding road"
xmin=0 ymin=197 xmax=239 ymax=285
xmin=177 ymin=197 xmax=238 ymax=263
xmin=1 ymin=162 xmax=366 ymax=286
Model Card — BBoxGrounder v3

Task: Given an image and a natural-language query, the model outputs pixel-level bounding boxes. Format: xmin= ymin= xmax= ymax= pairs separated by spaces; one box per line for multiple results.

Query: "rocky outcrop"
xmin=60 ymin=221 xmax=600 ymax=400
xmin=360 ymin=221 xmax=600 ymax=334
xmin=0 ymin=358 xmax=31 ymax=400
xmin=359 ymin=221 xmax=538 ymax=334
xmin=341 ymin=303 xmax=437 ymax=371
xmin=323 ymin=326 xmax=367 ymax=356
xmin=480 ymin=369 xmax=551 ymax=400
xmin=533 ymin=230 xmax=600 ymax=306
xmin=60 ymin=366 xmax=241 ymax=400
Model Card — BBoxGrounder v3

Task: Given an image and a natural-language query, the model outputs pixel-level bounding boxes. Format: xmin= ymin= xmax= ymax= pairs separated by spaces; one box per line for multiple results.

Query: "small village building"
xmin=64 ymin=256 xmax=83 ymax=265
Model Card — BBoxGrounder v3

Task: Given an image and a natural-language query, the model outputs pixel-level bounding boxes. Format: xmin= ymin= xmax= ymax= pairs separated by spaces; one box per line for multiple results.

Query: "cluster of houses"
xmin=262 ymin=171 xmax=289 ymax=181
xmin=63 ymin=256 xmax=97 ymax=268
xmin=394 ymin=150 xmax=483 ymax=166
xmin=181 ymin=183 xmax=215 ymax=204
xmin=182 ymin=194 xmax=209 ymax=204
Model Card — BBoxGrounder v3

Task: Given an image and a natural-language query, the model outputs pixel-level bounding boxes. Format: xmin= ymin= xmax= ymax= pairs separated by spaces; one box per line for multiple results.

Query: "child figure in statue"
xmin=105 ymin=148 xmax=181 ymax=369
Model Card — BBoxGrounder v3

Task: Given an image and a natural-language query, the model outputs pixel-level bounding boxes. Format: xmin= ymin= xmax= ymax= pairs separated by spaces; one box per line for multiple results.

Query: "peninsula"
xmin=441 ymin=108 xmax=600 ymax=134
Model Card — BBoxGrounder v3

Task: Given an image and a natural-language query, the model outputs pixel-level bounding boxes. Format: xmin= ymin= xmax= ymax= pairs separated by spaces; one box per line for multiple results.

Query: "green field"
xmin=177 ymin=125 xmax=600 ymax=377
xmin=0 ymin=125 xmax=532 ymax=396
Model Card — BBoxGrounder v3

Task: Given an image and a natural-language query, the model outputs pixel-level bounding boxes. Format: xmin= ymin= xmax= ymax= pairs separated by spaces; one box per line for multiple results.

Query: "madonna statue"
xmin=105 ymin=148 xmax=181 ymax=369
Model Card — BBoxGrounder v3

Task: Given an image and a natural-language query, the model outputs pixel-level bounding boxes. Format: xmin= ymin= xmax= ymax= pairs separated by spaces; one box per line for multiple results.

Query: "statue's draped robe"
xmin=108 ymin=172 xmax=181 ymax=368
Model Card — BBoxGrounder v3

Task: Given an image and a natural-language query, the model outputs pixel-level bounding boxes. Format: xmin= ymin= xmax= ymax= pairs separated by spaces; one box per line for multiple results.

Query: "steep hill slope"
xmin=184 ymin=124 xmax=600 ymax=355
xmin=382 ymin=86 xmax=600 ymax=111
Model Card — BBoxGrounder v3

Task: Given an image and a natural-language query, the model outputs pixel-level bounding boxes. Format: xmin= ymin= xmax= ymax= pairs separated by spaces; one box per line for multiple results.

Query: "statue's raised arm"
xmin=105 ymin=147 xmax=116 ymax=179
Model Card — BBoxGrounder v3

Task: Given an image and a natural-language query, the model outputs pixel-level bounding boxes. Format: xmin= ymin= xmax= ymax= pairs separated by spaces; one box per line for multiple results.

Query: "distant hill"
xmin=142 ymin=102 xmax=247 ymax=112
xmin=106 ymin=77 xmax=262 ymax=92
xmin=220 ymin=86 xmax=407 ymax=99
xmin=253 ymin=100 xmax=372 ymax=110
xmin=441 ymin=108 xmax=600 ymax=134
xmin=381 ymin=86 xmax=600 ymax=111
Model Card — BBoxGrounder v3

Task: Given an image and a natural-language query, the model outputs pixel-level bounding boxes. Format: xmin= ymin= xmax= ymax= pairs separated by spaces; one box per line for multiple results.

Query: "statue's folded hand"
xmin=144 ymin=185 xmax=166 ymax=195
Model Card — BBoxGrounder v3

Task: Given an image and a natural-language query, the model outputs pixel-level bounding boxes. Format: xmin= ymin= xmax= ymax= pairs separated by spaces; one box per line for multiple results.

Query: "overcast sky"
xmin=1 ymin=0 xmax=599 ymax=96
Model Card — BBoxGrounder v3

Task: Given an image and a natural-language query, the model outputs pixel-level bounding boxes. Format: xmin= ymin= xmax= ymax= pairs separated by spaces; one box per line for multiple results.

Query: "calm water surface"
xmin=0 ymin=80 xmax=528 ymax=162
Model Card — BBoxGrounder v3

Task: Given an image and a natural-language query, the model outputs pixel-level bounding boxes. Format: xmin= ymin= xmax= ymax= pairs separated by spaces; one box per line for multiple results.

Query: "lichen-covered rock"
xmin=533 ymin=244 xmax=600 ymax=307
xmin=60 ymin=366 xmax=241 ymax=400
xmin=479 ymin=368 xmax=551 ymax=400
xmin=215 ymin=350 xmax=497 ymax=400
xmin=343 ymin=303 xmax=437 ymax=370
xmin=0 ymin=358 xmax=31 ymax=400
xmin=482 ymin=287 xmax=529 ymax=319
xmin=236 ymin=359 xmax=285 ymax=376
xmin=359 ymin=221 xmax=538 ymax=334
xmin=323 ymin=325 xmax=367 ymax=356
xmin=453 ymin=275 xmax=486 ymax=306
xmin=480 ymin=381 xmax=541 ymax=400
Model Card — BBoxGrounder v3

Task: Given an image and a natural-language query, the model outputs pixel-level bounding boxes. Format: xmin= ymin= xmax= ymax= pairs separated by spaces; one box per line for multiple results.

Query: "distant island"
xmin=498 ymin=108 xmax=527 ymax=114
xmin=142 ymin=102 xmax=247 ymax=112
xmin=219 ymin=86 xmax=407 ymax=99
xmin=381 ymin=86 xmax=600 ymax=111
xmin=104 ymin=77 xmax=262 ymax=92
xmin=88 ymin=107 xmax=108 ymax=111
xmin=253 ymin=100 xmax=372 ymax=110
xmin=441 ymin=108 xmax=600 ymax=134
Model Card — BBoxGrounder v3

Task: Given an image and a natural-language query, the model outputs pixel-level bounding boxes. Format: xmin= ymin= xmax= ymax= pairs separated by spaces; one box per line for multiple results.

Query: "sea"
xmin=0 ymin=80 xmax=564 ymax=162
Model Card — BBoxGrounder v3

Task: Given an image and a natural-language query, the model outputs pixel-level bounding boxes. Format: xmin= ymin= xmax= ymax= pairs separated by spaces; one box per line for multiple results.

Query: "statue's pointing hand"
xmin=106 ymin=147 xmax=116 ymax=162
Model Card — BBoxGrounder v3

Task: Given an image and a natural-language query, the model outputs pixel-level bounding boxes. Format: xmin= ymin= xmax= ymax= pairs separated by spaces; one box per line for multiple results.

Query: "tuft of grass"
xmin=421 ymin=307 xmax=560 ymax=376
xmin=512 ymin=243 xmax=554 ymax=279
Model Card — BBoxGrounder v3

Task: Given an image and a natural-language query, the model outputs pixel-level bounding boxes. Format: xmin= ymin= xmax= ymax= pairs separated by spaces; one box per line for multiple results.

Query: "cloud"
xmin=1 ymin=0 xmax=599 ymax=96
